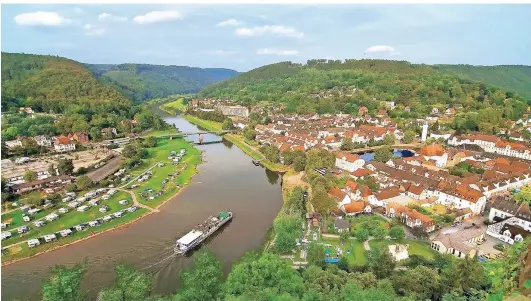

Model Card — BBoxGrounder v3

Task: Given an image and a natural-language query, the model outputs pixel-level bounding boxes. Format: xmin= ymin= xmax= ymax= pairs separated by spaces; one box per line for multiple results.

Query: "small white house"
xmin=127 ymin=206 xmax=137 ymax=213
xmin=77 ymin=205 xmax=90 ymax=212
xmin=113 ymin=211 xmax=124 ymax=218
xmin=45 ymin=213 xmax=59 ymax=222
xmin=43 ymin=234 xmax=57 ymax=243
xmin=1 ymin=231 xmax=12 ymax=240
xmin=22 ymin=215 xmax=31 ymax=222
xmin=27 ymin=238 xmax=40 ymax=248
xmin=28 ymin=208 xmax=41 ymax=215
xmin=58 ymin=208 xmax=69 ymax=214
xmin=88 ymin=220 xmax=100 ymax=227
xmin=335 ymin=151 xmax=365 ymax=172
xmin=18 ymin=225 xmax=29 ymax=234
xmin=119 ymin=200 xmax=129 ymax=205
xmin=34 ymin=220 xmax=46 ymax=227
xmin=59 ymin=229 xmax=73 ymax=237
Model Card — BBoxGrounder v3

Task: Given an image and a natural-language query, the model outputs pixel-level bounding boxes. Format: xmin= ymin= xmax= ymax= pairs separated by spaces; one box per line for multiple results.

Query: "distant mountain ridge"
xmin=86 ymin=63 xmax=239 ymax=103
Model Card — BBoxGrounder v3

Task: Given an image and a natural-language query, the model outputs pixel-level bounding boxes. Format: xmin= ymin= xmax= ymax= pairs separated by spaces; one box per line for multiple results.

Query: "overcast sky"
xmin=2 ymin=4 xmax=531 ymax=71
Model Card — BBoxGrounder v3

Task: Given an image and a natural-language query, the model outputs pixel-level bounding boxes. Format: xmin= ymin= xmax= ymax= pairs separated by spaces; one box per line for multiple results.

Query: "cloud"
xmin=217 ymin=18 xmax=241 ymax=27
xmin=364 ymin=45 xmax=400 ymax=55
xmin=84 ymin=24 xmax=106 ymax=36
xmin=98 ymin=13 xmax=127 ymax=22
xmin=14 ymin=11 xmax=71 ymax=27
xmin=133 ymin=10 xmax=181 ymax=24
xmin=73 ymin=7 xmax=84 ymax=14
xmin=257 ymin=48 xmax=299 ymax=56
xmin=235 ymin=25 xmax=304 ymax=39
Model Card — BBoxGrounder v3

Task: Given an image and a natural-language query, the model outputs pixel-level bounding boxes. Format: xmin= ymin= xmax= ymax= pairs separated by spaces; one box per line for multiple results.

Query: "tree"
xmin=383 ymin=134 xmax=395 ymax=145
xmin=274 ymin=215 xmax=301 ymax=253
xmin=243 ymin=128 xmax=256 ymax=141
xmin=48 ymin=164 xmax=57 ymax=177
xmin=302 ymin=265 xmax=348 ymax=299
xmin=389 ymin=226 xmax=405 ymax=240
xmin=143 ymin=136 xmax=157 ymax=148
xmin=23 ymin=170 xmax=38 ymax=182
xmin=367 ymin=248 xmax=396 ymax=279
xmin=340 ymin=139 xmax=355 ymax=151
xmin=307 ymin=242 xmax=325 ymax=268
xmin=372 ymin=227 xmax=387 ymax=241
xmin=354 ymin=228 xmax=370 ymax=241
xmin=224 ymin=252 xmax=305 ymax=301
xmin=42 ymin=263 xmax=86 ymax=301
xmin=222 ymin=118 xmax=235 ymax=130
xmin=373 ymin=146 xmax=393 ymax=163
xmin=293 ymin=156 xmax=306 ymax=172
xmin=99 ymin=264 xmax=151 ymax=301
xmin=514 ymin=186 xmax=531 ymax=205
xmin=402 ymin=130 xmax=415 ymax=144
xmin=177 ymin=250 xmax=223 ymax=301
xmin=75 ymin=175 xmax=93 ymax=190
xmin=340 ymin=230 xmax=350 ymax=245
xmin=391 ymin=266 xmax=441 ymax=300
xmin=342 ymin=280 xmax=410 ymax=301
xmin=310 ymin=189 xmax=336 ymax=215
xmin=57 ymin=158 xmax=74 ymax=175
xmin=410 ymin=226 xmax=428 ymax=239
xmin=22 ymin=191 xmax=43 ymax=206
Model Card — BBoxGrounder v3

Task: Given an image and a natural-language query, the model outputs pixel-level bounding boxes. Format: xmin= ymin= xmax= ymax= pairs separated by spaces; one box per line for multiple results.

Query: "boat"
xmin=174 ymin=211 xmax=233 ymax=254
xmin=252 ymin=159 xmax=260 ymax=166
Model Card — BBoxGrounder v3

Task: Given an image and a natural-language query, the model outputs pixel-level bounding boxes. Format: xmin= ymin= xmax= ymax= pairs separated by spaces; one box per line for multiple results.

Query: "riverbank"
xmin=159 ymin=98 xmax=187 ymax=115
xmin=1 ymin=138 xmax=202 ymax=266
xmin=181 ymin=114 xmax=291 ymax=173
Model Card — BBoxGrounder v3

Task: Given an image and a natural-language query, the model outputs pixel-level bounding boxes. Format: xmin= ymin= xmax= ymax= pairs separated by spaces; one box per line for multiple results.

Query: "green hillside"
xmin=1 ymin=52 xmax=131 ymax=113
xmin=87 ymin=63 xmax=238 ymax=103
xmin=198 ymin=60 xmax=530 ymax=128
xmin=434 ymin=65 xmax=531 ymax=101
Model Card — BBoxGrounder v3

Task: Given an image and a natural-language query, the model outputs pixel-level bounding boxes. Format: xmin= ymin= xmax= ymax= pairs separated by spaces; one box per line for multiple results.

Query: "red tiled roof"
xmin=345 ymin=180 xmax=359 ymax=191
xmin=336 ymin=151 xmax=361 ymax=162
xmin=344 ymin=201 xmax=367 ymax=213
xmin=55 ymin=135 xmax=72 ymax=145
xmin=329 ymin=187 xmax=347 ymax=201
xmin=419 ymin=143 xmax=445 ymax=157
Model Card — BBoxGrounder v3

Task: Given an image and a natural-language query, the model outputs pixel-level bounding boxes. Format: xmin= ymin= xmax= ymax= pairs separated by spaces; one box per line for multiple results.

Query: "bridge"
xmin=144 ymin=130 xmax=239 ymax=139
xmin=348 ymin=143 xmax=424 ymax=154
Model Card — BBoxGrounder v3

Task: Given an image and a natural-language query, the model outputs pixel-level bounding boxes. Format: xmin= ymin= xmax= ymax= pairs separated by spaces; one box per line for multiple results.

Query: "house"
xmin=388 ymin=244 xmax=409 ymax=261
xmin=374 ymin=187 xmax=401 ymax=207
xmin=445 ymin=108 xmax=456 ymax=116
xmin=386 ymin=203 xmax=436 ymax=232
xmin=418 ymin=144 xmax=448 ymax=168
xmin=54 ymin=135 xmax=76 ymax=152
xmin=43 ymin=234 xmax=57 ymax=243
xmin=430 ymin=226 xmax=485 ymax=258
xmin=359 ymin=107 xmax=369 ymax=115
xmin=68 ymin=132 xmax=89 ymax=144
xmin=334 ymin=219 xmax=350 ymax=233
xmin=329 ymin=187 xmax=352 ymax=206
xmin=11 ymin=175 xmax=72 ymax=195
xmin=27 ymin=239 xmax=40 ymax=248
xmin=306 ymin=212 xmax=322 ymax=228
xmin=350 ymin=168 xmax=374 ymax=180
xmin=431 ymin=107 xmax=440 ymax=115
xmin=453 ymin=208 xmax=473 ymax=222
xmin=45 ymin=213 xmax=59 ymax=222
xmin=5 ymin=139 xmax=23 ymax=149
xmin=335 ymin=151 xmax=365 ymax=172
xmin=436 ymin=185 xmax=487 ymax=215
xmin=343 ymin=180 xmax=361 ymax=200
xmin=218 ymin=105 xmax=249 ymax=118
xmin=407 ymin=185 xmax=428 ymax=200
xmin=342 ymin=201 xmax=371 ymax=216
xmin=486 ymin=196 xmax=531 ymax=244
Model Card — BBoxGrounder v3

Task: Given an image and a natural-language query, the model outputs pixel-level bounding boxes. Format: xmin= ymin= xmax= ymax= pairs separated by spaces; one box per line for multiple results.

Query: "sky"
xmin=1 ymin=4 xmax=531 ymax=72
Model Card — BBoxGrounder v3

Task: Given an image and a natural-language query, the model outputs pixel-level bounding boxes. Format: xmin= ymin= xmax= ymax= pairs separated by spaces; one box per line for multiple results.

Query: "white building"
xmin=486 ymin=196 xmax=531 ymax=244
xmin=54 ymin=136 xmax=76 ymax=153
xmin=335 ymin=151 xmax=365 ymax=172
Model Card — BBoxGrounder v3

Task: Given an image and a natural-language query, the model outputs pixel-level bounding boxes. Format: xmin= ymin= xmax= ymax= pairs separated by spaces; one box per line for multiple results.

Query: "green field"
xmin=321 ymin=236 xmax=367 ymax=266
xmin=127 ymin=138 xmax=201 ymax=208
xmin=160 ymin=98 xmax=187 ymax=115
xmin=1 ymin=191 xmax=132 ymax=247
xmin=2 ymin=207 xmax=147 ymax=263
xmin=143 ymin=128 xmax=180 ymax=137
xmin=182 ymin=114 xmax=223 ymax=132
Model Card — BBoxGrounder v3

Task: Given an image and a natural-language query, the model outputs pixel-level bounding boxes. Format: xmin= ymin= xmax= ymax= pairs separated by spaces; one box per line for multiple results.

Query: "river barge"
xmin=174 ymin=211 xmax=233 ymax=254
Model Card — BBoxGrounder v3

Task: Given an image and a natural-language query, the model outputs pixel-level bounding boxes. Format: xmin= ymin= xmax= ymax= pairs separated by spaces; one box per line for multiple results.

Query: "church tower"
xmin=421 ymin=121 xmax=428 ymax=142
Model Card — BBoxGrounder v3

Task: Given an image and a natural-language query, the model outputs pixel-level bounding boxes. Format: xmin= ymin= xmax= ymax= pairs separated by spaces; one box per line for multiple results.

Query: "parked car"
xmin=127 ymin=206 xmax=138 ymax=213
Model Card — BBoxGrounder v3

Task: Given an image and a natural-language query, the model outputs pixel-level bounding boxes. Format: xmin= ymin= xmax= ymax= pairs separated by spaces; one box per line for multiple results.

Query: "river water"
xmin=1 ymin=114 xmax=283 ymax=301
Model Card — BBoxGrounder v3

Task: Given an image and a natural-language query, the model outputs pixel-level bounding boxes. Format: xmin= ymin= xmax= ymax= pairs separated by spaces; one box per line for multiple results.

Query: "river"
xmin=1 ymin=113 xmax=284 ymax=301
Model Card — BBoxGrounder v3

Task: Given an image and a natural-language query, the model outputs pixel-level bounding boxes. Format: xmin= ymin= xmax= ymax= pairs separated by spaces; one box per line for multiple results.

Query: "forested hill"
xmin=198 ymin=59 xmax=530 ymax=124
xmin=1 ymin=52 xmax=131 ymax=112
xmin=86 ymin=63 xmax=239 ymax=103
xmin=434 ymin=64 xmax=531 ymax=100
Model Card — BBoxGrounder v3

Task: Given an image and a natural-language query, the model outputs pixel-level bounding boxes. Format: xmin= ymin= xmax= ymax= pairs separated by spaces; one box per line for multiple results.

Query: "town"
xmin=184 ymin=97 xmax=531 ymax=266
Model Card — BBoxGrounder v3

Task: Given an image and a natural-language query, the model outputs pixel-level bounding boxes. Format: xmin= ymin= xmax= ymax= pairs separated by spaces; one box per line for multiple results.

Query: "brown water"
xmin=1 ymin=115 xmax=283 ymax=301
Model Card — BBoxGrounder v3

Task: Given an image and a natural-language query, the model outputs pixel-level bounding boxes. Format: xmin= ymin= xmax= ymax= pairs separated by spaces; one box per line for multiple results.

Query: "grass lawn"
xmin=143 ymin=128 xmax=180 ymax=137
xmin=2 ymin=191 xmax=132 ymax=247
xmin=321 ymin=236 xmax=367 ymax=266
xmin=183 ymin=115 xmax=222 ymax=132
xmin=224 ymin=134 xmax=291 ymax=172
xmin=2 ymin=207 xmax=147 ymax=263
xmin=159 ymin=98 xmax=186 ymax=115
xmin=128 ymin=138 xmax=201 ymax=208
